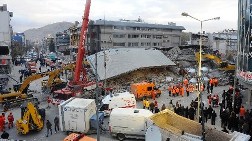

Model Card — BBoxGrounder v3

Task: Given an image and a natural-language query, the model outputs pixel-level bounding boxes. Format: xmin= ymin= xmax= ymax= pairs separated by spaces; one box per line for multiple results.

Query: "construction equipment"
xmin=41 ymin=63 xmax=75 ymax=92
xmin=16 ymin=102 xmax=45 ymax=135
xmin=130 ymin=81 xmax=161 ymax=99
xmin=195 ymin=52 xmax=235 ymax=71
xmin=56 ymin=0 xmax=97 ymax=101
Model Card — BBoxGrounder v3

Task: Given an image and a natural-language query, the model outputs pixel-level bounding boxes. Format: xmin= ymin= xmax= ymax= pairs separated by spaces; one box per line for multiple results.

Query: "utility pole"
xmin=95 ymin=51 xmax=100 ymax=141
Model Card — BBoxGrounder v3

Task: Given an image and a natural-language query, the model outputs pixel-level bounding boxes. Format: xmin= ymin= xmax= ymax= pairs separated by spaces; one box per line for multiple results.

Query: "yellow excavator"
xmin=195 ymin=52 xmax=235 ymax=71
xmin=0 ymin=63 xmax=75 ymax=106
xmin=16 ymin=102 xmax=44 ymax=134
xmin=41 ymin=63 xmax=75 ymax=92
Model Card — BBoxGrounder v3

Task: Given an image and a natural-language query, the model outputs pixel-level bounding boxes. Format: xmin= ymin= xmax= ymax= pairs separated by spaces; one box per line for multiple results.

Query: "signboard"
xmin=237 ymin=70 xmax=252 ymax=82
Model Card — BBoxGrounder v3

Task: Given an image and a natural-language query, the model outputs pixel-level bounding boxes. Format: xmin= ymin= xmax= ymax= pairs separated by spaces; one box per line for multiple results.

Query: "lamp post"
xmin=182 ymin=12 xmax=220 ymax=141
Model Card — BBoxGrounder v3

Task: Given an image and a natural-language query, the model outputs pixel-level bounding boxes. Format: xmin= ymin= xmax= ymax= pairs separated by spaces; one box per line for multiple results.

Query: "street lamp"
xmin=182 ymin=12 xmax=220 ymax=141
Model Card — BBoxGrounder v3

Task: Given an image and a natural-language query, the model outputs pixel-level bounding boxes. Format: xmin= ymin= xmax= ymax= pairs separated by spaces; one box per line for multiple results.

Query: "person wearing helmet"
xmin=7 ymin=112 xmax=14 ymax=129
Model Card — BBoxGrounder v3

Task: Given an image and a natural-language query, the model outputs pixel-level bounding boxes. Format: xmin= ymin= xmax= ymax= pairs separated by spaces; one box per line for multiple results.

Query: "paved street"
xmin=0 ymin=64 xmax=241 ymax=141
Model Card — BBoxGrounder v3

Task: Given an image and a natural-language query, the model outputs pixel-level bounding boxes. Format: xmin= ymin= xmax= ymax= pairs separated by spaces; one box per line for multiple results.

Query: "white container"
xmin=58 ymin=97 xmax=96 ymax=133
xmin=100 ymin=92 xmax=136 ymax=116
xmin=109 ymin=108 xmax=153 ymax=140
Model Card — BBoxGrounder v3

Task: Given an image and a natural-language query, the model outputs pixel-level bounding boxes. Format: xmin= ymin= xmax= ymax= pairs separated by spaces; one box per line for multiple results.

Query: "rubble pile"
xmin=106 ymin=67 xmax=178 ymax=90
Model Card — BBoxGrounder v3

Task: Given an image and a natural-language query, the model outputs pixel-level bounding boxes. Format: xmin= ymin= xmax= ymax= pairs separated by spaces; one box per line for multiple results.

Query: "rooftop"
xmin=94 ymin=20 xmax=185 ymax=30
xmin=87 ymin=48 xmax=176 ymax=80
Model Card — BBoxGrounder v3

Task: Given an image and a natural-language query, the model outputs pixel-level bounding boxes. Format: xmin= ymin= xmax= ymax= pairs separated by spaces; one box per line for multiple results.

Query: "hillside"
xmin=24 ymin=22 xmax=74 ymax=42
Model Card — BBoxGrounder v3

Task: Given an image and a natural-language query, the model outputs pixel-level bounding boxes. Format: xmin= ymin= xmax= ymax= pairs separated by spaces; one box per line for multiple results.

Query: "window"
xmin=128 ymin=42 xmax=139 ymax=47
xmin=113 ymin=42 xmax=125 ymax=46
xmin=153 ymin=35 xmax=162 ymax=39
xmin=128 ymin=34 xmax=139 ymax=38
xmin=147 ymin=87 xmax=153 ymax=91
xmin=113 ymin=34 xmax=126 ymax=38
xmin=113 ymin=26 xmax=124 ymax=30
xmin=141 ymin=34 xmax=151 ymax=38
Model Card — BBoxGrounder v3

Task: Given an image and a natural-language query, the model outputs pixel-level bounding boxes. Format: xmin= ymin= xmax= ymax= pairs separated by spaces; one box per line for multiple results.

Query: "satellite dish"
xmin=201 ymin=67 xmax=208 ymax=72
xmin=188 ymin=68 xmax=196 ymax=73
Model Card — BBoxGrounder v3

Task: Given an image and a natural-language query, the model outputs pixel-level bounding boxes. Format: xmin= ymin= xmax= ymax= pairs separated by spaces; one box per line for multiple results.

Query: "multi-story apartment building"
xmin=55 ymin=32 xmax=70 ymax=52
xmin=86 ymin=19 xmax=185 ymax=54
xmin=0 ymin=4 xmax=13 ymax=74
xmin=237 ymin=0 xmax=252 ymax=105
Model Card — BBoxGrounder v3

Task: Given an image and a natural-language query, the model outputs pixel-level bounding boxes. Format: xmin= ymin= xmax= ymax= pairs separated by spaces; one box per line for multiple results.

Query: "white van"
xmin=100 ymin=92 xmax=136 ymax=116
xmin=109 ymin=108 xmax=153 ymax=140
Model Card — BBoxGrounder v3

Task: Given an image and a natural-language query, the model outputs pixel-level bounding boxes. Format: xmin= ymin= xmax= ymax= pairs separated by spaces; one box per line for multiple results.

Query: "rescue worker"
xmin=142 ymin=98 xmax=146 ymax=109
xmin=145 ymin=99 xmax=150 ymax=110
xmin=0 ymin=115 xmax=3 ymax=132
xmin=171 ymin=87 xmax=176 ymax=97
xmin=46 ymin=120 xmax=52 ymax=137
xmin=214 ymin=78 xmax=218 ymax=87
xmin=240 ymin=106 xmax=246 ymax=118
xmin=7 ymin=112 xmax=14 ymax=129
xmin=151 ymin=91 xmax=156 ymax=100
xmin=168 ymin=85 xmax=172 ymax=96
xmin=149 ymin=101 xmax=155 ymax=113
xmin=180 ymin=87 xmax=184 ymax=97
xmin=183 ymin=78 xmax=188 ymax=87
xmin=1 ymin=113 xmax=5 ymax=130
xmin=175 ymin=87 xmax=179 ymax=97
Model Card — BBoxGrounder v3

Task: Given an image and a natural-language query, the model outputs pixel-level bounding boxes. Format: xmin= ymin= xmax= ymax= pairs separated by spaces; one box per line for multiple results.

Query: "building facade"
xmin=55 ymin=32 xmax=70 ymax=52
xmin=0 ymin=4 xmax=13 ymax=74
xmin=86 ymin=19 xmax=185 ymax=54
xmin=237 ymin=0 xmax=252 ymax=105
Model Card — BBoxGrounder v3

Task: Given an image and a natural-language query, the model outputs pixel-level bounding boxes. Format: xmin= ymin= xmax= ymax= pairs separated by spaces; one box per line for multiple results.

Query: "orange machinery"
xmin=130 ymin=81 xmax=161 ymax=99
xmin=64 ymin=133 xmax=96 ymax=141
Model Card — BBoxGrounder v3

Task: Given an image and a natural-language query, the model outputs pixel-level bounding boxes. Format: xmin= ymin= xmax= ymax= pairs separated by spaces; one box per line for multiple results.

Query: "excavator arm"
xmin=16 ymin=102 xmax=44 ymax=135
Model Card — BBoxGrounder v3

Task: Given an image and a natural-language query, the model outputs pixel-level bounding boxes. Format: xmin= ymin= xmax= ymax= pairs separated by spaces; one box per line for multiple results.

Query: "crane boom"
xmin=74 ymin=0 xmax=91 ymax=83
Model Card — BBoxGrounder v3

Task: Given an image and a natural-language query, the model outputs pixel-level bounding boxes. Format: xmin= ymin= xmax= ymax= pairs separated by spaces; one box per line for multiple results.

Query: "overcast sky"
xmin=1 ymin=0 xmax=238 ymax=33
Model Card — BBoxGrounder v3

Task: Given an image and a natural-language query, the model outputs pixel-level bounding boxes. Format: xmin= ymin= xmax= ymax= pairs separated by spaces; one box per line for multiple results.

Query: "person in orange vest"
xmin=213 ymin=78 xmax=218 ymax=87
xmin=168 ymin=85 xmax=172 ymax=96
xmin=175 ymin=87 xmax=180 ymax=97
xmin=183 ymin=78 xmax=188 ymax=87
xmin=240 ymin=106 xmax=246 ymax=118
xmin=172 ymin=86 xmax=176 ymax=97
xmin=7 ymin=112 xmax=14 ymax=129
xmin=180 ymin=87 xmax=184 ymax=97
xmin=209 ymin=78 xmax=214 ymax=93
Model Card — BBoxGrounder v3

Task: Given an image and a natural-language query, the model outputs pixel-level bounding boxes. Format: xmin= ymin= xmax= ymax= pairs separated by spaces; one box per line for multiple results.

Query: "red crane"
xmin=73 ymin=0 xmax=91 ymax=84
xmin=51 ymin=0 xmax=96 ymax=104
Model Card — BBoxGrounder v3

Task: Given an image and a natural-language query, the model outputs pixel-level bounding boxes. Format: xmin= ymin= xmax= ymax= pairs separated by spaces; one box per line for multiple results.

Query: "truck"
xmin=130 ymin=81 xmax=161 ymax=99
xmin=100 ymin=91 xmax=136 ymax=116
xmin=109 ymin=108 xmax=153 ymax=141
xmin=59 ymin=97 xmax=100 ymax=133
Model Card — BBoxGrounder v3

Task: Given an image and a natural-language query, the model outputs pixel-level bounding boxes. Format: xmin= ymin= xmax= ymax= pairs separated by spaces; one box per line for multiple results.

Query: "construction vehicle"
xmin=64 ymin=133 xmax=96 ymax=141
xmin=130 ymin=81 xmax=161 ymax=99
xmin=41 ymin=63 xmax=75 ymax=92
xmin=55 ymin=0 xmax=98 ymax=102
xmin=195 ymin=52 xmax=235 ymax=71
xmin=0 ymin=67 xmax=74 ymax=106
xmin=16 ymin=102 xmax=45 ymax=135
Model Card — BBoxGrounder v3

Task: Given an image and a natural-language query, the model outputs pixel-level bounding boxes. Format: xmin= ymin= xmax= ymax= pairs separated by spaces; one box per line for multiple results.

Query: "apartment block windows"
xmin=153 ymin=42 xmax=161 ymax=46
xmin=141 ymin=42 xmax=151 ymax=46
xmin=128 ymin=42 xmax=139 ymax=47
xmin=141 ymin=34 xmax=151 ymax=39
xmin=128 ymin=34 xmax=139 ymax=38
xmin=153 ymin=35 xmax=162 ymax=39
xmin=113 ymin=34 xmax=126 ymax=38
xmin=113 ymin=26 xmax=124 ymax=30
xmin=113 ymin=42 xmax=125 ymax=46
